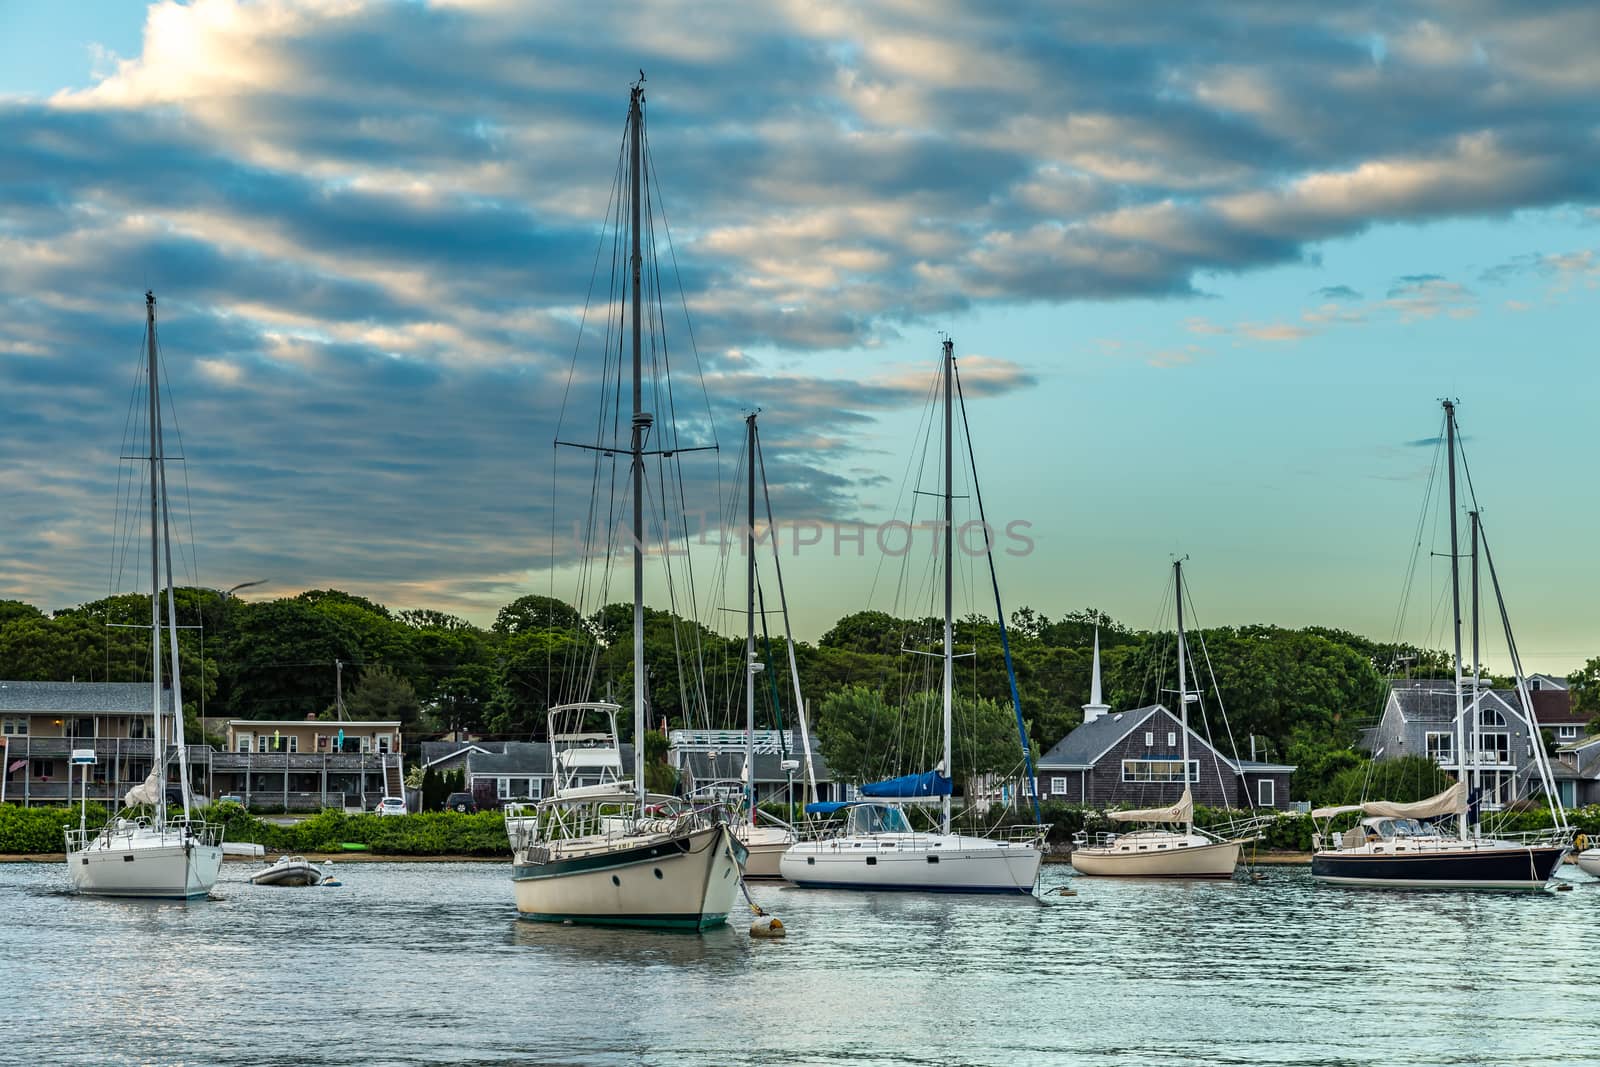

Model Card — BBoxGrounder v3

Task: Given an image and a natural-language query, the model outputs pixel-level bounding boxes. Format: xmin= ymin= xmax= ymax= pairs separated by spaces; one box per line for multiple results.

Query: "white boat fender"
xmin=750 ymin=915 xmax=786 ymax=939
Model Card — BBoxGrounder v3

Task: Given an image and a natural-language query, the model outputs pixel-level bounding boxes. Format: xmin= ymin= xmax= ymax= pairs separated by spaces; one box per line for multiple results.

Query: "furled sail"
xmin=124 ymin=769 xmax=162 ymax=806
xmin=1311 ymin=781 xmax=1467 ymax=820
xmin=860 ymin=769 xmax=952 ymax=799
xmin=1361 ymin=781 xmax=1467 ymax=819
xmin=1109 ymin=787 xmax=1193 ymax=824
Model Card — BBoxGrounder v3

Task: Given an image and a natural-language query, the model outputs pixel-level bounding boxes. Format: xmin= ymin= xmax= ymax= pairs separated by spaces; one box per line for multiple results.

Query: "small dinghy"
xmin=249 ymin=855 xmax=328 ymax=887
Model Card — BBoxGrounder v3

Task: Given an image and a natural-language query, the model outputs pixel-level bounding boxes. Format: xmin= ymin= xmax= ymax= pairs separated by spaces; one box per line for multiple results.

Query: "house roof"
xmin=0 ymin=680 xmax=172 ymax=715
xmin=1036 ymin=705 xmax=1162 ymax=769
xmin=1036 ymin=704 xmax=1296 ymax=774
xmin=420 ymin=740 xmax=508 ymax=768
xmin=1529 ymin=688 xmax=1580 ymax=725
xmin=1386 ymin=681 xmax=1525 ymax=724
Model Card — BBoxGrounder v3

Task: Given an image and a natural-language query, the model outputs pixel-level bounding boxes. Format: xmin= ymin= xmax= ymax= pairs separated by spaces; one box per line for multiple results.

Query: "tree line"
xmin=1 ymin=590 xmax=1594 ymax=802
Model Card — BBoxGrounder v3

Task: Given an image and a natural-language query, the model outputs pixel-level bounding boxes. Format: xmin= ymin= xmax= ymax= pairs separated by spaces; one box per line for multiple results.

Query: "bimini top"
xmin=860 ymin=769 xmax=952 ymax=799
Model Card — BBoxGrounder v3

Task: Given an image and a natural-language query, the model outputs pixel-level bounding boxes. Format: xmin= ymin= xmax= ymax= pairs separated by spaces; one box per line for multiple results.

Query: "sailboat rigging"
xmin=504 ymin=77 xmax=744 ymax=930
xmin=65 ymin=291 xmax=225 ymax=899
xmin=1069 ymin=558 xmax=1266 ymax=878
xmin=779 ymin=338 xmax=1045 ymax=893
xmin=1309 ymin=399 xmax=1571 ymax=890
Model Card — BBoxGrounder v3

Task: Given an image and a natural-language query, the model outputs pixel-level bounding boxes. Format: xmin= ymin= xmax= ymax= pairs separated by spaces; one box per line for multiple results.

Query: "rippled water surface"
xmin=3 ymin=859 xmax=1598 ymax=1065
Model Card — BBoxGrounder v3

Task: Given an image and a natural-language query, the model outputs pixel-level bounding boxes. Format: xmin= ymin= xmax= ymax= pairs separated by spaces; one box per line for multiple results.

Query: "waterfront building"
xmin=1031 ymin=635 xmax=1294 ymax=811
xmin=1362 ymin=679 xmax=1576 ymax=809
xmin=667 ymin=729 xmax=837 ymax=806
xmin=0 ymin=684 xmax=405 ymax=811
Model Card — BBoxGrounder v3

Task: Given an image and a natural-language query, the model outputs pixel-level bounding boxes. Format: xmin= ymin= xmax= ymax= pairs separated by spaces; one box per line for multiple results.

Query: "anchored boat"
xmin=64 ymin=292 xmax=223 ymax=900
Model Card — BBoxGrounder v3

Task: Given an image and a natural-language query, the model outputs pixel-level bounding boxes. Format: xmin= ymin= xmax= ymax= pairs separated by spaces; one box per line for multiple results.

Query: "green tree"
xmin=1571 ymin=657 xmax=1600 ymax=720
xmin=344 ymin=665 xmax=421 ymax=724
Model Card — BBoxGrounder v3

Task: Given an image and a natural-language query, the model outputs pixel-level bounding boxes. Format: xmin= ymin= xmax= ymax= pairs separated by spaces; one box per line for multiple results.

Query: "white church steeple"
xmin=1082 ymin=626 xmax=1111 ymax=723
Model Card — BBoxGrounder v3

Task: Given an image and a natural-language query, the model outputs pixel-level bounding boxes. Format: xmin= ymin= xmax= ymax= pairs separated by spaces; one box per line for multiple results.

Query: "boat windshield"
xmin=847 ymin=804 xmax=912 ymax=836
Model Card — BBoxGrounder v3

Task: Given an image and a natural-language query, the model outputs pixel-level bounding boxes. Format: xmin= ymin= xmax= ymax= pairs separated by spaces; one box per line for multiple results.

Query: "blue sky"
xmin=0 ymin=1 xmax=1596 ymax=674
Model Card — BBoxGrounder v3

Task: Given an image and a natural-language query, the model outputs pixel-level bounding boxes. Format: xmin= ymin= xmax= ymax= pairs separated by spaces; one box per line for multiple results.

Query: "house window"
xmin=1167 ymin=732 xmax=1177 ymax=747
xmin=377 ymin=735 xmax=392 ymax=755
xmin=31 ymin=759 xmax=52 ymax=778
xmin=1257 ymin=779 xmax=1274 ymax=807
xmin=130 ymin=718 xmax=146 ymax=739
xmin=1558 ymin=726 xmax=1579 ymax=740
xmin=235 ymin=735 xmax=251 ymax=753
xmin=1480 ymin=708 xmax=1506 ymax=728
xmin=1 ymin=718 xmax=26 ymax=736
xmin=528 ymin=778 xmax=544 ymax=799
xmin=497 ymin=777 xmax=515 ymax=800
xmin=1481 ymin=732 xmax=1510 ymax=764
xmin=1121 ymin=759 xmax=1198 ymax=783
xmin=1050 ymin=776 xmax=1066 ymax=795
xmin=1425 ymin=732 xmax=1453 ymax=764
xmin=1144 ymin=732 xmax=1154 ymax=746
xmin=316 ymin=734 xmax=329 ymax=751
xmin=287 ymin=736 xmax=298 ymax=753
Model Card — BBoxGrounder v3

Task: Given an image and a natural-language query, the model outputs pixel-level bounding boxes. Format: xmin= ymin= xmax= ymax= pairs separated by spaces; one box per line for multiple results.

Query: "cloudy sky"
xmin=1 ymin=0 xmax=1596 ymax=673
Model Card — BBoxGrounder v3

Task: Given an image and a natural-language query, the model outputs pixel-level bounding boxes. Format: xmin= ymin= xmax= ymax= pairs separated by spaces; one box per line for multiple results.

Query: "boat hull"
xmin=1576 ymin=849 xmax=1600 ymax=879
xmin=68 ymin=839 xmax=223 ymax=899
xmin=735 ymin=824 xmax=795 ymax=880
xmin=249 ymin=861 xmax=325 ymax=887
xmin=1070 ymin=836 xmax=1240 ymax=878
xmin=1311 ymin=844 xmax=1568 ymax=890
xmin=511 ymin=823 xmax=743 ymax=930
xmin=779 ymin=833 xmax=1040 ymax=894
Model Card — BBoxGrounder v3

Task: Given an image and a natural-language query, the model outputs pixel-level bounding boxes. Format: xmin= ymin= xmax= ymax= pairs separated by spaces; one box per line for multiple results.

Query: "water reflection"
xmin=3 ymin=860 xmax=1599 ymax=1066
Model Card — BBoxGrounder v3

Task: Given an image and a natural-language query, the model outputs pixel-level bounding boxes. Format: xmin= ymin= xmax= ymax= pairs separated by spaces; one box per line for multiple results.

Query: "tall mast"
xmin=1469 ymin=509 xmax=1481 ymax=834
xmin=146 ymin=291 xmax=166 ymax=830
xmin=745 ymin=412 xmax=758 ymax=827
xmin=629 ymin=81 xmax=648 ymax=809
xmin=151 ymin=296 xmax=193 ymax=819
xmin=941 ymin=338 xmax=954 ymax=835
xmin=1174 ymin=558 xmax=1192 ymax=835
xmin=1444 ymin=399 xmax=1467 ymax=841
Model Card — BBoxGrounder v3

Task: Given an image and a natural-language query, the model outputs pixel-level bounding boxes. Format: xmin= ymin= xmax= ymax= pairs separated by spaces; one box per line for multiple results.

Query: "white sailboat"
xmin=65 ymin=291 xmax=224 ymax=900
xmin=780 ymin=340 xmax=1045 ymax=894
xmin=504 ymin=78 xmax=743 ymax=929
xmin=1070 ymin=559 xmax=1255 ymax=879
xmin=1310 ymin=400 xmax=1570 ymax=889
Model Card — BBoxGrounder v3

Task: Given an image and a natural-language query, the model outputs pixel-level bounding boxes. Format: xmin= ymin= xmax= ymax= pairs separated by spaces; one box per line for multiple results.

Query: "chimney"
xmin=1081 ymin=627 xmax=1112 ymax=724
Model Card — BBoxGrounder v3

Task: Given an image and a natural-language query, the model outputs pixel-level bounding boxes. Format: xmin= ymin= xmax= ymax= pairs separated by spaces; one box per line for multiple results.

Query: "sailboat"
xmin=731 ymin=411 xmax=802 ymax=879
xmin=779 ymin=340 xmax=1045 ymax=894
xmin=1070 ymin=559 xmax=1258 ymax=878
xmin=1309 ymin=400 xmax=1571 ymax=889
xmin=64 ymin=292 xmax=225 ymax=899
xmin=503 ymin=78 xmax=744 ymax=929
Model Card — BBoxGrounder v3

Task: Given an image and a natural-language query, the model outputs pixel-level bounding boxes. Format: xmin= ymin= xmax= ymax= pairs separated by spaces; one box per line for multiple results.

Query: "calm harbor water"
xmin=2 ymin=859 xmax=1596 ymax=1066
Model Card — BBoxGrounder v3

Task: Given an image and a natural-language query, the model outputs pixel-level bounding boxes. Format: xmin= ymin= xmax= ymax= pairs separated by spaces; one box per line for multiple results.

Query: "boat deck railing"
xmin=1313 ymin=827 xmax=1572 ymax=851
xmin=65 ymin=816 xmax=223 ymax=852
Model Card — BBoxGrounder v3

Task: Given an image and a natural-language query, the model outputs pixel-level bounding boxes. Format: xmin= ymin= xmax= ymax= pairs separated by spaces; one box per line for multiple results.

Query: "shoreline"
xmin=1 ymin=852 xmax=502 ymax=864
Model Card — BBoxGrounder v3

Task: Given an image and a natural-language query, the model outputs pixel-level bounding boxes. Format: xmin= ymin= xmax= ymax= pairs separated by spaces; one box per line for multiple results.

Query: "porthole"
xmin=807 ymin=857 xmax=815 ymax=866
xmin=611 ymin=875 xmax=620 ymax=886
xmin=653 ymin=868 xmax=663 ymax=879
xmin=866 ymin=857 xmax=877 ymax=866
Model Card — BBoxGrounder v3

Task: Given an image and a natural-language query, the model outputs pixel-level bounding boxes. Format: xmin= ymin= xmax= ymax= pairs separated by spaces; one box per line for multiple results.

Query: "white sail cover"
xmin=1109 ymin=787 xmax=1192 ymax=824
xmin=1310 ymin=781 xmax=1467 ymax=820
xmin=124 ymin=769 xmax=162 ymax=806
xmin=1361 ymin=781 xmax=1467 ymax=819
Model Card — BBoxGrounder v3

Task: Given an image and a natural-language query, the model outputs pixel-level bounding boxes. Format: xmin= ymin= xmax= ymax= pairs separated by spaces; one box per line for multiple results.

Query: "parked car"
xmin=443 ymin=792 xmax=476 ymax=813
xmin=217 ymin=794 xmax=245 ymax=806
xmin=374 ymin=796 xmax=407 ymax=816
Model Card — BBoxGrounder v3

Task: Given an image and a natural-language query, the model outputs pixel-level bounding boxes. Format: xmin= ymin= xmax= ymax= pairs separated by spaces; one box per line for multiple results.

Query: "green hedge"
xmin=0 ymin=802 xmax=512 ymax=857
